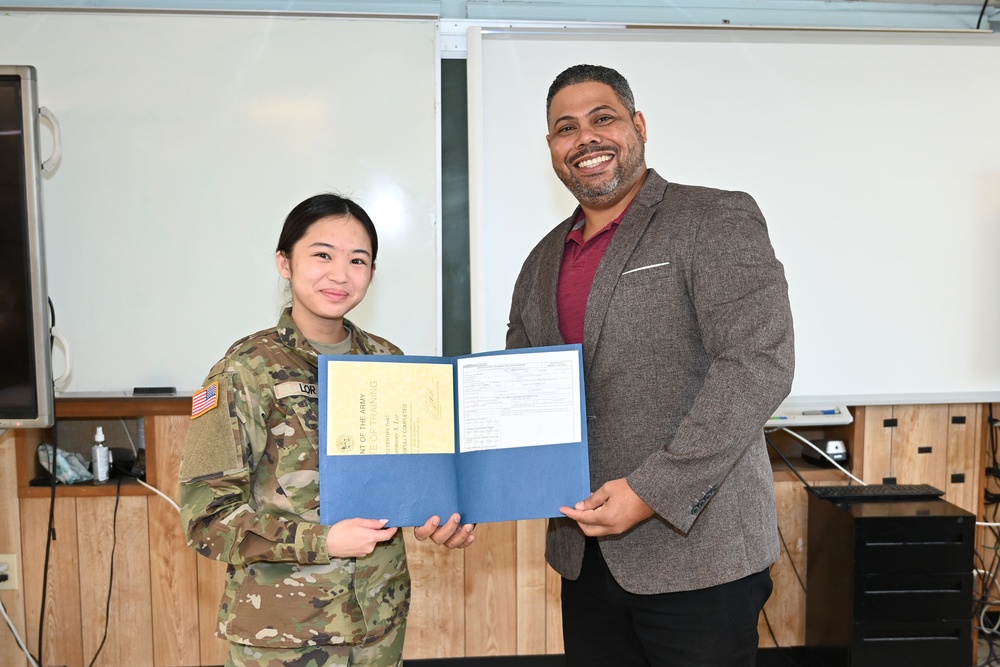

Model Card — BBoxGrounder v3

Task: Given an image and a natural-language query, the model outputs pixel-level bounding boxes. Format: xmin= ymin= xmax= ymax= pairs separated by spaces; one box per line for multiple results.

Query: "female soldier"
xmin=179 ymin=193 xmax=473 ymax=667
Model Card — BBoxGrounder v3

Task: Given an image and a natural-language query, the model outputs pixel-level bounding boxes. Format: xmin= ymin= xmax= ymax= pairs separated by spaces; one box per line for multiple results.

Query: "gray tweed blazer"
xmin=506 ymin=169 xmax=795 ymax=594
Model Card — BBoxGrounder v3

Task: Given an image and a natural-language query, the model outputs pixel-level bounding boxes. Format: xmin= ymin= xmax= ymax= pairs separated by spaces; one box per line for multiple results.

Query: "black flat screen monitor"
xmin=0 ymin=65 xmax=53 ymax=429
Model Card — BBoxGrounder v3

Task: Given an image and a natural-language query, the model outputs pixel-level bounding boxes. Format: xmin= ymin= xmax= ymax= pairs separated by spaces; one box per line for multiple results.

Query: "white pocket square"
xmin=622 ymin=261 xmax=670 ymax=276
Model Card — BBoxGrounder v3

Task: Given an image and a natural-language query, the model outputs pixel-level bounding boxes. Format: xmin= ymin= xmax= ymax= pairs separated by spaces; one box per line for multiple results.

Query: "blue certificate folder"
xmin=317 ymin=344 xmax=590 ymax=527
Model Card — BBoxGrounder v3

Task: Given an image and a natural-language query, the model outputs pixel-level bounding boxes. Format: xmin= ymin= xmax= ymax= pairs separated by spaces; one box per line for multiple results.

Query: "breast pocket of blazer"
xmin=619 ymin=261 xmax=673 ymax=284
xmin=616 ymin=261 xmax=676 ymax=314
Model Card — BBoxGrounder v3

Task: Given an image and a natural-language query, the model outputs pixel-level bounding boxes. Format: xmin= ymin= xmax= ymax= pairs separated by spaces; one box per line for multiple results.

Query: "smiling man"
xmin=505 ymin=64 xmax=796 ymax=667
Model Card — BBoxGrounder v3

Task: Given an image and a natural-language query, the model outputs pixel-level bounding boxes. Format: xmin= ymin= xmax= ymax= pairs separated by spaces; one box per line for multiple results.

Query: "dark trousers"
xmin=560 ymin=538 xmax=773 ymax=667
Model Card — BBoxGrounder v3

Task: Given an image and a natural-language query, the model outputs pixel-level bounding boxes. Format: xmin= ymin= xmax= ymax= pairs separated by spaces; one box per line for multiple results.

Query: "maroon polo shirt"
xmin=557 ymin=202 xmax=634 ymax=345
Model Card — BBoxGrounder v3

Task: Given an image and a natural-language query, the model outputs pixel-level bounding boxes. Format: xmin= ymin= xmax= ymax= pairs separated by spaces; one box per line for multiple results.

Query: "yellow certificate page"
xmin=322 ymin=359 xmax=455 ymax=456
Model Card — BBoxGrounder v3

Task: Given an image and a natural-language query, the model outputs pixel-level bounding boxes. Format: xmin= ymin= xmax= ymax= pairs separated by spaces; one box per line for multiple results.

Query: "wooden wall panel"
xmin=978 ymin=403 xmax=1000 ymax=608
xmin=150 ymin=415 xmax=187 ymax=501
xmin=76 ymin=495 xmax=154 ymax=666
xmin=402 ymin=528 xmax=466 ymax=659
xmin=860 ymin=405 xmax=894 ymax=482
xmin=464 ymin=521 xmax=517 ymax=656
xmin=21 ymin=496 xmax=84 ymax=667
xmin=946 ymin=404 xmax=982 ymax=514
xmin=14 ymin=427 xmax=34 ymax=496
xmin=845 ymin=406 xmax=865 ymax=474
xmin=0 ymin=430 xmax=28 ymax=667
xmin=892 ymin=404 xmax=949 ymax=488
xmin=760 ymin=482 xmax=808 ymax=648
xmin=515 ymin=519 xmax=547 ymax=655
xmin=544 ymin=562 xmax=563 ymax=654
xmin=149 ymin=414 xmax=201 ymax=667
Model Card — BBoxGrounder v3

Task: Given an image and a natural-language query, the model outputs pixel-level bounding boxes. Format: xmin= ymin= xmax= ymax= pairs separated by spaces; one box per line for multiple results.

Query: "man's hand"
xmin=560 ymin=478 xmax=654 ymax=537
xmin=413 ymin=513 xmax=475 ymax=549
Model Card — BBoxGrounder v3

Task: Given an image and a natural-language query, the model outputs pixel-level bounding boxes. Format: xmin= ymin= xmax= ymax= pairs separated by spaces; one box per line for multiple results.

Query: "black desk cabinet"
xmin=805 ymin=494 xmax=975 ymax=667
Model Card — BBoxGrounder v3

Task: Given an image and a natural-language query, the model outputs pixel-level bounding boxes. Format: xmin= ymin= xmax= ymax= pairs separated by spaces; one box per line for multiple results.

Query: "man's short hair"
xmin=546 ymin=64 xmax=636 ymax=123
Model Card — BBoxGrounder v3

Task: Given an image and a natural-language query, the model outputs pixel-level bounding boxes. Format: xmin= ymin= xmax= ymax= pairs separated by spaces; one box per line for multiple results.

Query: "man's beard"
xmin=557 ymin=135 xmax=645 ymax=208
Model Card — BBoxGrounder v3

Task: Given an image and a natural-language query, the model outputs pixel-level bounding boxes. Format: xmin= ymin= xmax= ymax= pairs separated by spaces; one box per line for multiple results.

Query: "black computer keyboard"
xmin=807 ymin=483 xmax=945 ymax=503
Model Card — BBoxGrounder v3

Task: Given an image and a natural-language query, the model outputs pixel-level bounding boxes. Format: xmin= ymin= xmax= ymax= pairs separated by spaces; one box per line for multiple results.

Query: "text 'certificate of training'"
xmin=321 ymin=360 xmax=455 ymax=457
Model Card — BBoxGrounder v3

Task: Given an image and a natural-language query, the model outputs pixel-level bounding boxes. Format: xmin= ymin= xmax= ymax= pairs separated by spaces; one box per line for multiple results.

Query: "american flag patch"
xmin=190 ymin=381 xmax=219 ymax=419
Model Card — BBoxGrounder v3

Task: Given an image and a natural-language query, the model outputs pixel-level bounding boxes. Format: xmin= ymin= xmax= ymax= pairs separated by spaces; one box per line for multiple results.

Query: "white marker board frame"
xmin=468 ymin=26 xmax=1000 ymax=406
xmin=0 ymin=11 xmax=441 ymax=394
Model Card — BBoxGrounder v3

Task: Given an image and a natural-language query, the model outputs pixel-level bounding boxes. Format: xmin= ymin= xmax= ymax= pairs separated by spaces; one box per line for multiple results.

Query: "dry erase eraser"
xmin=133 ymin=386 xmax=176 ymax=395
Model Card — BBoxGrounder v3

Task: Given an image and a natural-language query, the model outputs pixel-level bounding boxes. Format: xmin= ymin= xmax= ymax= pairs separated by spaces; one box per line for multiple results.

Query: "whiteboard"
xmin=0 ymin=11 xmax=440 ymax=393
xmin=468 ymin=27 xmax=1000 ymax=406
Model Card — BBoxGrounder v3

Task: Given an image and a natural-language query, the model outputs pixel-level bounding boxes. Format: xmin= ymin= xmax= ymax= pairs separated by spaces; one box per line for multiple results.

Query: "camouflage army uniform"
xmin=227 ymin=623 xmax=404 ymax=666
xmin=179 ymin=308 xmax=410 ymax=660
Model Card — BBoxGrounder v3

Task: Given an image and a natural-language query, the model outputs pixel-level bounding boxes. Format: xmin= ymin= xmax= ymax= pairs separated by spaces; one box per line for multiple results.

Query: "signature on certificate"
xmin=419 ymin=383 xmax=442 ymax=420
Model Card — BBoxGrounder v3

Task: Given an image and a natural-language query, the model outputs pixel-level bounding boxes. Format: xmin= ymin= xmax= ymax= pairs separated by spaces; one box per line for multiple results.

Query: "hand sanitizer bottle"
xmin=92 ymin=426 xmax=109 ymax=484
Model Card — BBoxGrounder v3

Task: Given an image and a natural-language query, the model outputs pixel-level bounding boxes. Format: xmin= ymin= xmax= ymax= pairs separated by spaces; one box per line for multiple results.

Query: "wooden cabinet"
xmin=0 ymin=399 xmax=990 ymax=665
xmin=14 ymin=396 xmax=180 ymax=498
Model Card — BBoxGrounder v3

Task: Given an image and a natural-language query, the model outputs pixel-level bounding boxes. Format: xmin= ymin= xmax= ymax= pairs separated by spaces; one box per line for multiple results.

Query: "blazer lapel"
xmin=582 ymin=171 xmax=669 ymax=375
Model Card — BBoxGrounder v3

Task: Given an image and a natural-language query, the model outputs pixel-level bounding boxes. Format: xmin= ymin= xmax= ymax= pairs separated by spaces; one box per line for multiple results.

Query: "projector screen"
xmin=468 ymin=27 xmax=1000 ymax=407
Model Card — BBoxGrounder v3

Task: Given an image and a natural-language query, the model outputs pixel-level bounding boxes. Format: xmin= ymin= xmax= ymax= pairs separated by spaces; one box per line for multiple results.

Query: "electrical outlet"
xmin=0 ymin=553 xmax=18 ymax=590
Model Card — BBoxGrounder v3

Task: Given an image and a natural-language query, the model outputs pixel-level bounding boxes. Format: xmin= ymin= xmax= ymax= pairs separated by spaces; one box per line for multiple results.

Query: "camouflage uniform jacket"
xmin=179 ymin=308 xmax=410 ymax=648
